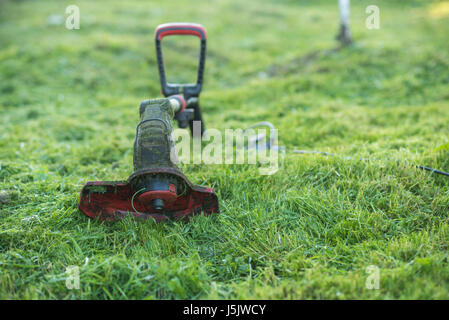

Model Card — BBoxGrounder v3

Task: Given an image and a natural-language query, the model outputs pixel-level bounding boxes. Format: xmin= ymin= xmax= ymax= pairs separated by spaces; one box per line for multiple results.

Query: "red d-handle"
xmin=155 ymin=22 xmax=207 ymax=99
xmin=155 ymin=23 xmax=207 ymax=41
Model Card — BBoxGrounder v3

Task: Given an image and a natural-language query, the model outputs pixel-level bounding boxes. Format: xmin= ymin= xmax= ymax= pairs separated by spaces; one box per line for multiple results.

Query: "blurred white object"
xmin=337 ymin=0 xmax=352 ymax=45
xmin=47 ymin=14 xmax=64 ymax=26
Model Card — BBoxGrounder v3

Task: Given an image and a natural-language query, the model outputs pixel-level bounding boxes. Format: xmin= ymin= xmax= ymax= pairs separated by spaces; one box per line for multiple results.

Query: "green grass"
xmin=1 ymin=0 xmax=449 ymax=299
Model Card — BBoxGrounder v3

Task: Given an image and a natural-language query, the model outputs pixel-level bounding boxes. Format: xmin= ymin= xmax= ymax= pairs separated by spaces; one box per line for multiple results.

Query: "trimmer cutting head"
xmin=79 ymin=168 xmax=218 ymax=222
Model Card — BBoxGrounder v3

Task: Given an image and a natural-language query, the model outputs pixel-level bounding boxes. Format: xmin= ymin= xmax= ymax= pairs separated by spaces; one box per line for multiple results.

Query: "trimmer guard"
xmin=79 ymin=168 xmax=219 ymax=222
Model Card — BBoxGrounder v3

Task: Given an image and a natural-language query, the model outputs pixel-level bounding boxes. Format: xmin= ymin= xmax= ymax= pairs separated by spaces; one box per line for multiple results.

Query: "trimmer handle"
xmin=155 ymin=23 xmax=207 ymax=136
xmin=155 ymin=23 xmax=207 ymax=98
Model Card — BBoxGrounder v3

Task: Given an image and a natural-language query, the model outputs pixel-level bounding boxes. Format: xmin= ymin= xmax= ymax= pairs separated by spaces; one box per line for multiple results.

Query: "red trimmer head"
xmin=79 ymin=168 xmax=219 ymax=222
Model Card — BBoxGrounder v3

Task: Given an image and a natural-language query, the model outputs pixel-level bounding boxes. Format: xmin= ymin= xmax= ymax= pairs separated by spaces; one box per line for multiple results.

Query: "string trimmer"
xmin=79 ymin=23 xmax=219 ymax=222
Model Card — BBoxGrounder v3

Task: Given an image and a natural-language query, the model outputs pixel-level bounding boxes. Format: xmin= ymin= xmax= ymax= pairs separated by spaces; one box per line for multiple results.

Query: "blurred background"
xmin=1 ymin=0 xmax=448 ymax=152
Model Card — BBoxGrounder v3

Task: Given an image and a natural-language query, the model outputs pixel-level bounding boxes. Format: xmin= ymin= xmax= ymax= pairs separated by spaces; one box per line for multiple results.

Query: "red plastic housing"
xmin=79 ymin=168 xmax=219 ymax=222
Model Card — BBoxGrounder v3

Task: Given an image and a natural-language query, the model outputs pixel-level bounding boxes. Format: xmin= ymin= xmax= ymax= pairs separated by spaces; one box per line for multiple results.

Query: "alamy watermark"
xmin=65 ymin=5 xmax=80 ymax=30
xmin=366 ymin=5 xmax=380 ymax=30
xmin=65 ymin=265 xmax=80 ymax=290
xmin=170 ymin=122 xmax=280 ymax=175
xmin=365 ymin=265 xmax=380 ymax=290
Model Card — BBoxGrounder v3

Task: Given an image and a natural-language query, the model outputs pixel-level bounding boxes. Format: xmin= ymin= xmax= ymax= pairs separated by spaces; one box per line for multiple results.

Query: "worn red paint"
xmin=79 ymin=168 xmax=219 ymax=222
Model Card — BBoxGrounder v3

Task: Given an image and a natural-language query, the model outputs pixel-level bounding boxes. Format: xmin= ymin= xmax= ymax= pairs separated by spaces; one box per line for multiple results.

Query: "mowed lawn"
xmin=0 ymin=0 xmax=448 ymax=299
